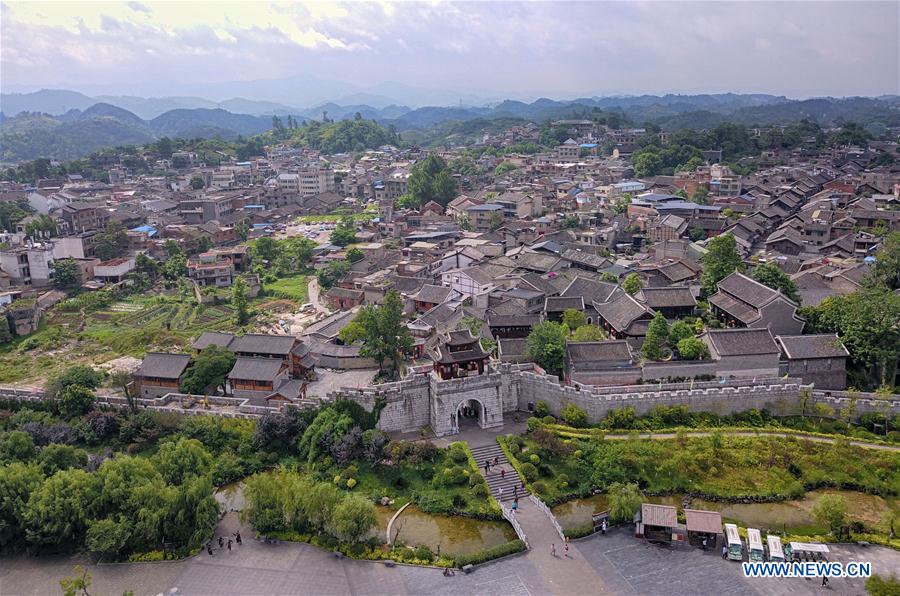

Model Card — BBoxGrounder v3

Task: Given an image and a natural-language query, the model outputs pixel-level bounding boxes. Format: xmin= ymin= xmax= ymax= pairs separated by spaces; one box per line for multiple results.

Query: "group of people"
xmin=549 ymin=538 xmax=570 ymax=558
xmin=207 ymin=531 xmax=242 ymax=556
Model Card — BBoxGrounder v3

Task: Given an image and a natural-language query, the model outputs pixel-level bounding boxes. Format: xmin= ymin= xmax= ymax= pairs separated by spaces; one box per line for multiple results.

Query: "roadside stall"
xmin=638 ymin=503 xmax=678 ymax=544
xmin=684 ymin=508 xmax=722 ymax=549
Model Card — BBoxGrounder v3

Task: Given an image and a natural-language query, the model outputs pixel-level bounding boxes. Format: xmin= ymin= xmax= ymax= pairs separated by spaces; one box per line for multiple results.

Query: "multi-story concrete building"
xmin=0 ymin=244 xmax=54 ymax=287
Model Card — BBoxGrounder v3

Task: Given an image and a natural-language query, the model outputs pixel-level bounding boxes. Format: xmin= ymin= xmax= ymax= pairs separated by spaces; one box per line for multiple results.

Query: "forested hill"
xmin=0 ymin=105 xmax=276 ymax=162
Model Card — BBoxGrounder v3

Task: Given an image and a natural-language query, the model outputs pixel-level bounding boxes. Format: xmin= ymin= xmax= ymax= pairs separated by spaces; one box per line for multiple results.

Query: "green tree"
xmin=85 ymin=517 xmax=132 ymax=557
xmin=46 ymin=365 xmax=103 ymax=399
xmin=330 ymin=218 xmax=358 ymax=247
xmin=561 ymin=308 xmax=587 ymax=331
xmin=641 ymin=312 xmax=669 ymax=361
xmin=0 ymin=431 xmax=36 ymax=462
xmin=231 ymin=277 xmax=250 ymax=325
xmin=608 ymin=482 xmax=643 ymax=523
xmin=58 ymin=384 xmax=96 ymax=419
xmin=700 ymin=233 xmax=744 ymax=296
xmin=93 ymin=222 xmax=128 ymax=261
xmin=600 ymin=272 xmax=619 ymax=283
xmin=253 ymin=236 xmax=279 ymax=263
xmin=0 ymin=462 xmax=44 ymax=549
xmin=751 ymin=262 xmax=800 ymax=303
xmin=339 ymin=290 xmax=413 ymax=380
xmin=560 ymin=403 xmax=588 ymax=428
xmin=234 ymin=219 xmax=251 ymax=241
xmin=346 ymin=247 xmax=364 ymax=263
xmin=571 ymin=325 xmax=604 ymax=342
xmin=687 ymin=227 xmax=706 ymax=242
xmin=811 ymin=493 xmax=847 ymax=537
xmin=676 ymin=337 xmax=709 ymax=360
xmin=613 ymin=193 xmax=632 ymax=214
xmin=407 ymin=155 xmax=458 ymax=208
xmin=162 ymin=252 xmax=187 ymax=280
xmin=865 ymin=574 xmax=900 ymax=596
xmin=457 ymin=214 xmax=472 ymax=231
xmin=525 ymin=321 xmax=568 ymax=378
xmin=109 ymin=369 xmax=135 ymax=411
xmin=693 ymin=186 xmax=710 ymax=205
xmin=25 ymin=469 xmax=98 ymax=548
xmin=189 ymin=175 xmax=205 ymax=190
xmin=316 ymin=260 xmax=350 ymax=291
xmin=801 ymin=287 xmax=900 ymax=388
xmin=633 ymin=151 xmax=663 ymax=177
xmin=52 ymin=258 xmax=80 ymax=289
xmin=872 ymin=231 xmax=900 ymax=290
xmin=668 ymin=321 xmax=694 ymax=345
xmin=38 ymin=444 xmax=87 ymax=476
xmin=59 ymin=565 xmax=92 ymax=596
xmin=622 ymin=273 xmax=643 ymax=295
xmin=24 ymin=214 xmax=57 ymax=239
xmin=153 ymin=438 xmax=212 ymax=485
xmin=495 ymin=161 xmax=517 ymax=175
xmin=486 ymin=211 xmax=505 ymax=230
xmin=329 ymin=495 xmax=376 ymax=543
xmin=180 ymin=345 xmax=236 ymax=395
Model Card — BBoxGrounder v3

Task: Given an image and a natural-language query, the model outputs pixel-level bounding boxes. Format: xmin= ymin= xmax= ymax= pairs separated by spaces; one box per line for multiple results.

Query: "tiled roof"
xmin=706 ymin=328 xmax=778 ymax=357
xmin=567 ymin=340 xmax=632 ymax=364
xmin=776 ymin=333 xmax=848 ymax=360
xmin=594 ymin=293 xmax=652 ymax=333
xmin=228 ymin=357 xmax=285 ymax=381
xmin=684 ymin=509 xmax=723 ymax=534
xmin=192 ymin=331 xmax=236 ymax=351
xmin=716 ymin=272 xmax=781 ymax=308
xmin=636 ymin=287 xmax=696 ymax=309
xmin=138 ymin=353 xmax=191 ymax=379
xmin=230 ymin=334 xmax=297 ymax=356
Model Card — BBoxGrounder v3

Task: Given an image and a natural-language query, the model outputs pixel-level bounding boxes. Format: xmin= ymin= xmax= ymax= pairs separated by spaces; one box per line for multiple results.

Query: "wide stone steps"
xmin=469 ymin=443 xmax=528 ymax=502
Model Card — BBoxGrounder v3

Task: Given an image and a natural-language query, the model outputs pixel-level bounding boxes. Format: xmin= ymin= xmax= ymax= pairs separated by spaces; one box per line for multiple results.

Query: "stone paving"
xmin=4 ymin=514 xmax=899 ymax=596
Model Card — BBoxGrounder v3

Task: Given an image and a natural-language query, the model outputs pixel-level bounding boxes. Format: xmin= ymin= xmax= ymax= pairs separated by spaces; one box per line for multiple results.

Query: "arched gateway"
xmin=450 ymin=397 xmax=487 ymax=434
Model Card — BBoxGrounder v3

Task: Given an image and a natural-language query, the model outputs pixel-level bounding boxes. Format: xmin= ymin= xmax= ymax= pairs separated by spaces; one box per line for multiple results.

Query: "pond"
xmin=217 ymin=482 xmax=516 ymax=557
xmin=384 ymin=505 xmax=518 ymax=557
xmin=552 ymin=494 xmax=682 ymax=530
xmin=552 ymin=489 xmax=899 ymax=535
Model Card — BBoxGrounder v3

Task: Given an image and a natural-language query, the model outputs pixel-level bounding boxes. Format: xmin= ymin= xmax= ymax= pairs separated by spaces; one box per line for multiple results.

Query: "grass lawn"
xmin=263 ymin=274 xmax=309 ymax=302
xmin=502 ymin=424 xmax=900 ymax=505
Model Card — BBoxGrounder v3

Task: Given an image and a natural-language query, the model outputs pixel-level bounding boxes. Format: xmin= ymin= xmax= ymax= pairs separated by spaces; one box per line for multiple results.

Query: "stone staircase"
xmin=469 ymin=442 xmax=528 ymax=502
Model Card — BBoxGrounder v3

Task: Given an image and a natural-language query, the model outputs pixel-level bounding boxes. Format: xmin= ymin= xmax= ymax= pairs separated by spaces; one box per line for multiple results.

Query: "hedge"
xmin=452 ymin=539 xmax=526 ymax=567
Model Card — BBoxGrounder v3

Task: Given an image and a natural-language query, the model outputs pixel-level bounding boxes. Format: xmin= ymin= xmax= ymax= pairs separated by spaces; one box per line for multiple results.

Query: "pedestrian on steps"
xmin=500 ymin=468 xmax=506 ymax=479
xmin=218 ymin=536 xmax=224 ymax=549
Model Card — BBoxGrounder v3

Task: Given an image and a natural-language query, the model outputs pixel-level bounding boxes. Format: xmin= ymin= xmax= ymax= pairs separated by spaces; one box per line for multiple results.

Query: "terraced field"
xmin=0 ymin=289 xmax=298 ymax=386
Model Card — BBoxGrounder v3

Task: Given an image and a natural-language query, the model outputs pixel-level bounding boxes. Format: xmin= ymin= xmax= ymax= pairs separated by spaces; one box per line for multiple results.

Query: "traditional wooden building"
xmin=227 ymin=357 xmax=289 ymax=398
xmin=433 ymin=330 xmax=490 ymax=380
xmin=135 ymin=353 xmax=191 ymax=398
xmin=488 ymin=313 xmax=542 ymax=339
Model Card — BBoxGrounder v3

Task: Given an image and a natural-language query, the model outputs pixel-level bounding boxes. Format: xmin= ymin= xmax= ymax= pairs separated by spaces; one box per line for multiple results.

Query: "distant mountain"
xmin=0 ymin=103 xmax=274 ymax=162
xmin=0 ymin=89 xmax=305 ymax=119
xmin=149 ymin=108 xmax=272 ymax=138
xmin=0 ymin=89 xmax=96 ymax=116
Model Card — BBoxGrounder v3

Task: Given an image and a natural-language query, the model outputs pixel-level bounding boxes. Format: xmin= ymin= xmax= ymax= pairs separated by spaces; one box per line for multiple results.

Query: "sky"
xmin=1 ymin=1 xmax=898 ymax=106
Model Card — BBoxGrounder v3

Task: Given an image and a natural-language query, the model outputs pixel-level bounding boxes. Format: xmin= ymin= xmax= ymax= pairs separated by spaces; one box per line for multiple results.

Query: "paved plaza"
xmin=3 ymin=512 xmax=897 ymax=596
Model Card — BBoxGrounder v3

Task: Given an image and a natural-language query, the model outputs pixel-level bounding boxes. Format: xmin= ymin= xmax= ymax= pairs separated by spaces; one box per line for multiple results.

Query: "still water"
xmin=215 ymin=482 xmax=516 ymax=556
xmin=552 ymin=489 xmax=898 ymax=534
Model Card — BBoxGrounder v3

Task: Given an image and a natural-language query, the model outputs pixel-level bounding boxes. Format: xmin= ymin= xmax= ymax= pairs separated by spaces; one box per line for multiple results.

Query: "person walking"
xmin=207 ymin=542 xmax=214 ymax=556
xmin=550 ymin=543 xmax=557 ymax=557
xmin=493 ymin=456 xmax=499 ymax=466
xmin=601 ymin=520 xmax=607 ymax=535
xmin=702 ymin=537 xmax=708 ymax=551
xmin=498 ymin=487 xmax=504 ymax=501
xmin=822 ymin=575 xmax=828 ymax=587
xmin=227 ymin=538 xmax=233 ymax=552
xmin=722 ymin=545 xmax=728 ymax=560
xmin=484 ymin=460 xmax=490 ymax=475
xmin=235 ymin=531 xmax=242 ymax=545
xmin=218 ymin=536 xmax=224 ymax=549
xmin=500 ymin=468 xmax=506 ymax=479
xmin=513 ymin=485 xmax=518 ymax=499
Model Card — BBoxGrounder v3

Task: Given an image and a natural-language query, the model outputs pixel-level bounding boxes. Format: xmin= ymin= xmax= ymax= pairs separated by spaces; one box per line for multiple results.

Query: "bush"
xmin=413 ymin=545 xmax=434 ymax=562
xmin=414 ymin=491 xmax=454 ymax=514
xmin=529 ymin=453 xmax=540 ymax=465
xmin=542 ymin=416 xmax=556 ymax=425
xmin=448 ymin=443 xmax=469 ymax=464
xmin=452 ymin=539 xmax=525 ymax=567
xmin=561 ymin=403 xmax=588 ymax=428
xmin=472 ymin=483 xmax=489 ymax=499
xmin=534 ymin=401 xmax=550 ymax=418
xmin=520 ymin=462 xmax=539 ymax=482
xmin=346 ymin=478 xmax=357 ymax=489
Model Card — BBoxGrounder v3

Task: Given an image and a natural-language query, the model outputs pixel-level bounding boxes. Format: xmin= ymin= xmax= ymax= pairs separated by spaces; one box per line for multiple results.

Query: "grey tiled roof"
xmin=706 ymin=328 xmax=778 ymax=357
xmin=138 ymin=353 xmax=191 ymax=379
xmin=230 ymin=334 xmax=297 ymax=356
xmin=192 ymin=331 xmax=236 ymax=351
xmin=228 ymin=357 xmax=285 ymax=381
xmin=776 ymin=333 xmax=848 ymax=360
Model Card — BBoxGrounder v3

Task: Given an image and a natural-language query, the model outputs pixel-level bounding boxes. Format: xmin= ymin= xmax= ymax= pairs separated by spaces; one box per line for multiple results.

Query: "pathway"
xmin=470 ymin=442 xmax=527 ymax=502
xmin=598 ymin=429 xmax=900 ymax=451
xmin=515 ymin=498 xmax=610 ymax=595
xmin=307 ymin=277 xmax=327 ymax=314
